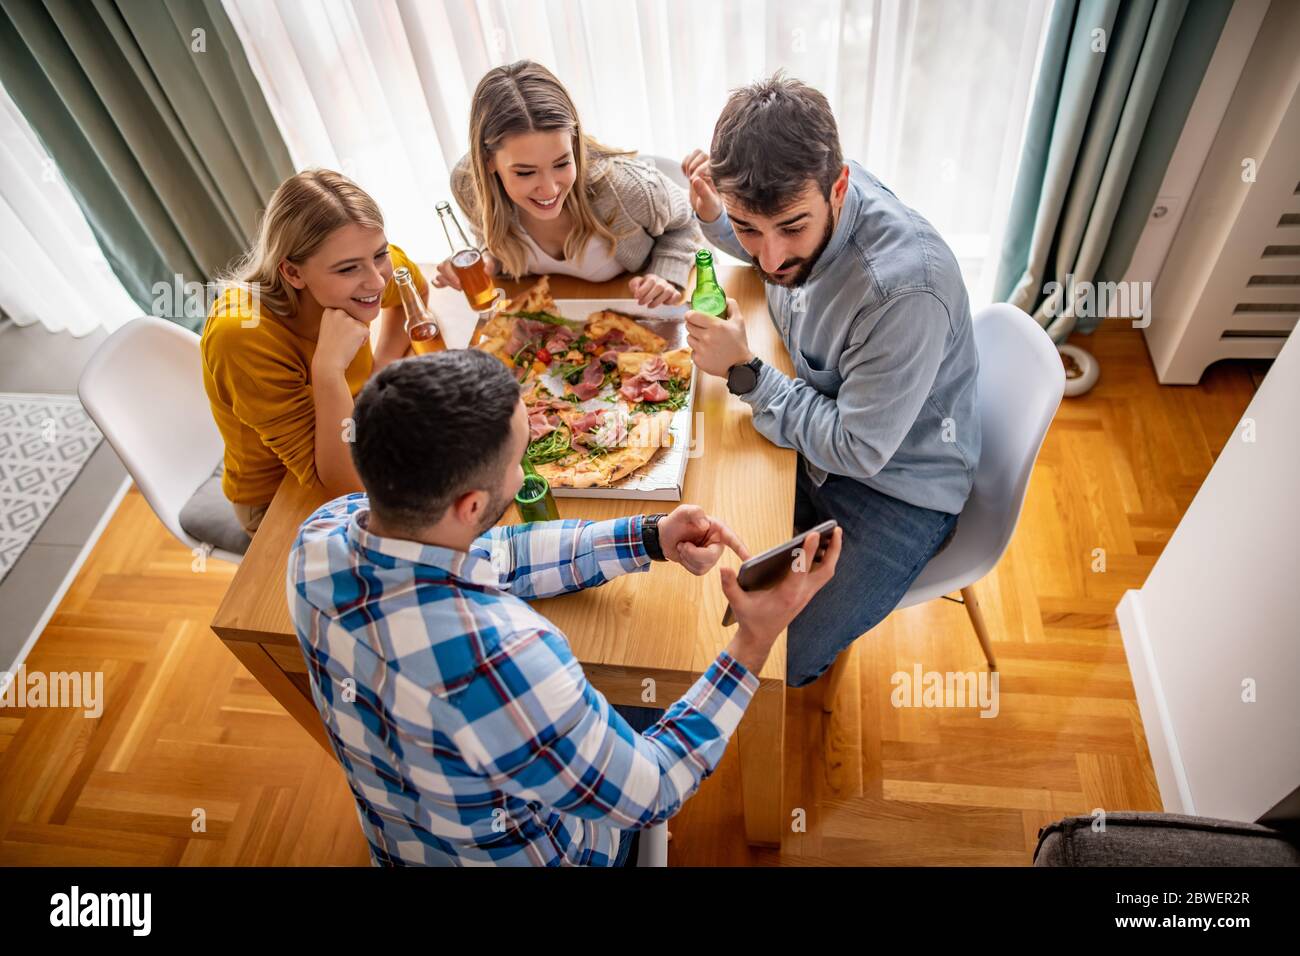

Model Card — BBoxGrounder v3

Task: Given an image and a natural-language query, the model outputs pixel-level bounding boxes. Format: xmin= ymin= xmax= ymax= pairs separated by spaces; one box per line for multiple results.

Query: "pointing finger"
xmin=715 ymin=522 xmax=752 ymax=561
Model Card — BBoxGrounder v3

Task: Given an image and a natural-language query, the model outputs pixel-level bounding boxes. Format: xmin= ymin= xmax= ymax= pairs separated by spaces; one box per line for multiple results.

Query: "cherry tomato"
xmin=536 ymin=348 xmax=552 ymax=365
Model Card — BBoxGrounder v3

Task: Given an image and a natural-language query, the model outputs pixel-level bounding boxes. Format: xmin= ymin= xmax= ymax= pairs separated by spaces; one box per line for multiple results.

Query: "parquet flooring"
xmin=0 ymin=322 xmax=1259 ymax=865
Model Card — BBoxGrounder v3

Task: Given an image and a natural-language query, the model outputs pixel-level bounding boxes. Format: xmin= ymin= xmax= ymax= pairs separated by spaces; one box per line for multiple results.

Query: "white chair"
xmin=78 ymin=316 xmax=245 ymax=564
xmin=636 ymin=822 xmax=669 ymax=867
xmin=641 ymin=153 xmax=748 ymax=269
xmin=643 ymin=153 xmax=688 ymax=190
xmin=824 ymin=303 xmax=1064 ymax=708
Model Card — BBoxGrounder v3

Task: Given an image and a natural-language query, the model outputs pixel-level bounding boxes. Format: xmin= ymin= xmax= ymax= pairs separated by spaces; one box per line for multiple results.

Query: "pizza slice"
xmin=535 ymin=409 xmax=675 ymax=489
xmin=478 ymin=277 xmax=586 ymax=378
xmin=475 ymin=317 xmax=516 ymax=367
xmin=476 ymin=276 xmax=558 ymax=360
xmin=505 ymin=275 xmax=556 ymax=314
xmin=584 ymin=310 xmax=667 ymax=352
xmin=602 ymin=408 xmax=675 ymax=483
xmin=613 ymin=349 xmax=692 ymax=412
xmin=615 ymin=348 xmax=693 ymax=383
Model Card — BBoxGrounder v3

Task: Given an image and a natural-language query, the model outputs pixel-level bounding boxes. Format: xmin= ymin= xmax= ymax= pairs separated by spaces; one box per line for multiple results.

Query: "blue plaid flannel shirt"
xmin=286 ymin=493 xmax=759 ymax=866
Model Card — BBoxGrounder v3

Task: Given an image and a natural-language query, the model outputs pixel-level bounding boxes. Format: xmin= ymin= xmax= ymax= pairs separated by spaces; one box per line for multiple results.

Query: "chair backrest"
xmin=77 ymin=316 xmax=222 ymax=548
xmin=642 ymin=154 xmax=688 ymax=190
xmin=905 ymin=303 xmax=1064 ymax=602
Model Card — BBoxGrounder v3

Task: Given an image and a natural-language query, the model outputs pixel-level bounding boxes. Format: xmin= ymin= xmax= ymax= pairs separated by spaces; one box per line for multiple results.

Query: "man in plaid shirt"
xmin=288 ymin=349 xmax=839 ymax=866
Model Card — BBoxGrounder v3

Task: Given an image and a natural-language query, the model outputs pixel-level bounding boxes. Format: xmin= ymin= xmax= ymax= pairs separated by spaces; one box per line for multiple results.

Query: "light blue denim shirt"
xmin=699 ymin=161 xmax=980 ymax=515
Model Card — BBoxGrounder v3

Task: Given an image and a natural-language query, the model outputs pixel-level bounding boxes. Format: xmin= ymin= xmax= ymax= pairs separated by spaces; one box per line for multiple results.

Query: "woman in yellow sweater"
xmin=202 ymin=169 xmax=428 ymax=536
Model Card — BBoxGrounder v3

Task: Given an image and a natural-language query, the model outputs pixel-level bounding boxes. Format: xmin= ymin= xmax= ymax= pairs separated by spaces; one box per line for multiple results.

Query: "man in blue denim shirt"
xmin=682 ymin=74 xmax=981 ymax=688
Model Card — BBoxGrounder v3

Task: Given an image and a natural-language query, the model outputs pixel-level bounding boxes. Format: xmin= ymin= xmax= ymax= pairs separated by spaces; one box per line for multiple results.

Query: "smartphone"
xmin=721 ymin=519 xmax=838 ymax=627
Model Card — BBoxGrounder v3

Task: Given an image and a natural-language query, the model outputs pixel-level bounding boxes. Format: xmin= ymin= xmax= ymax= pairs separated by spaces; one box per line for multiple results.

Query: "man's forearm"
xmin=725 ymin=625 xmax=779 ymax=675
xmin=479 ymin=516 xmax=651 ymax=598
xmin=745 ymin=291 xmax=952 ymax=481
xmin=740 ymin=364 xmax=893 ymax=479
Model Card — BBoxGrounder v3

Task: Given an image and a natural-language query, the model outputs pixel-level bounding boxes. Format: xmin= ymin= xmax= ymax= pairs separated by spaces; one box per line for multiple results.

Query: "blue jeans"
xmin=609 ymin=704 xmax=664 ymax=866
xmin=787 ymin=457 xmax=959 ymax=688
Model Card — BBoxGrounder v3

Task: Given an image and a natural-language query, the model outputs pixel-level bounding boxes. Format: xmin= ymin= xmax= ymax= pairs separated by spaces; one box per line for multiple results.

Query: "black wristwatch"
xmin=726 ymin=356 xmax=764 ymax=395
xmin=641 ymin=512 xmax=669 ymax=561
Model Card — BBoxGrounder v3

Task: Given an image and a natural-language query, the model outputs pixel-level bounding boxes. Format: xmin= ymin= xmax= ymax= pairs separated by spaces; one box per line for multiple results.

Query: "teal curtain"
xmin=0 ymin=0 xmax=293 ymax=329
xmin=993 ymin=0 xmax=1232 ymax=342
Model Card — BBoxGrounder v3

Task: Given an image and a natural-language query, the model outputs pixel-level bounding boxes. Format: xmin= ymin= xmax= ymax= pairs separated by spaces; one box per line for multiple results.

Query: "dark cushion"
xmin=179 ymin=463 xmax=251 ymax=556
xmin=1034 ymin=812 xmax=1300 ymax=867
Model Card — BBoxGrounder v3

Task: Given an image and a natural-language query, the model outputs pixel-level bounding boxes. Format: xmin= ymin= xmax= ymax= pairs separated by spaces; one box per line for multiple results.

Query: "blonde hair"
xmin=468 ymin=60 xmax=631 ymax=279
xmin=221 ymin=169 xmax=384 ymax=318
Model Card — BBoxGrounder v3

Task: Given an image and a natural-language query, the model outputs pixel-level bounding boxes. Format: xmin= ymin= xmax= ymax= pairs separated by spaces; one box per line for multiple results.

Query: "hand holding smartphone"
xmin=721 ymin=520 xmax=838 ymax=626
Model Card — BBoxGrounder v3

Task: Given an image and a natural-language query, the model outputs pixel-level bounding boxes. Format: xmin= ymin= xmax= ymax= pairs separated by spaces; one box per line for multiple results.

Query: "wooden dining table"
xmin=209 ymin=266 xmax=796 ymax=846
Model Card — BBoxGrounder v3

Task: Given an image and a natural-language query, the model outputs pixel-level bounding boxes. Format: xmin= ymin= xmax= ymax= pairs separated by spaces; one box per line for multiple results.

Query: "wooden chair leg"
xmin=822 ymin=643 xmax=853 ymax=713
xmin=821 ymin=584 xmax=996 ymax=715
xmin=960 ymin=584 xmax=998 ymax=671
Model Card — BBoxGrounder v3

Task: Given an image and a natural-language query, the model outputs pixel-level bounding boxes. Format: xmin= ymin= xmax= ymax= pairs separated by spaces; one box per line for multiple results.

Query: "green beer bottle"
xmin=690 ymin=249 xmax=728 ymax=319
xmin=516 ymin=458 xmax=560 ymax=523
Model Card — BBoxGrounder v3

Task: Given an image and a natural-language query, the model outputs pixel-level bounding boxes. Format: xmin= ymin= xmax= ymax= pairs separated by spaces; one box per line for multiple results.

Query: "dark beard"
xmin=753 ymin=213 xmax=835 ymax=288
xmin=476 ymin=485 xmax=516 ymax=536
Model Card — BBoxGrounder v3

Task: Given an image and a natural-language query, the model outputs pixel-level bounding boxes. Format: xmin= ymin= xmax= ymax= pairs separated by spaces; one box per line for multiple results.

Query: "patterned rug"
xmin=0 ymin=393 xmax=104 ymax=584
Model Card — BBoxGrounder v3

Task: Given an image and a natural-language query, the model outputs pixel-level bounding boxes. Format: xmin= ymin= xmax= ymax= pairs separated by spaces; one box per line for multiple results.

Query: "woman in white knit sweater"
xmin=436 ymin=60 xmax=703 ymax=308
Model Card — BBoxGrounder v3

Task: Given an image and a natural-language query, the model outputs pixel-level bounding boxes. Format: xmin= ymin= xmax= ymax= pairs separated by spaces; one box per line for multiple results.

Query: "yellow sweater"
xmin=201 ymin=244 xmax=427 ymax=505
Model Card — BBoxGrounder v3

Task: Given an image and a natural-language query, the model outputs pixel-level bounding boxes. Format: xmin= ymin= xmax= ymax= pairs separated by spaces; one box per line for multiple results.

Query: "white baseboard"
xmin=0 ymin=476 xmax=133 ymax=688
xmin=1116 ymin=589 xmax=1196 ymax=815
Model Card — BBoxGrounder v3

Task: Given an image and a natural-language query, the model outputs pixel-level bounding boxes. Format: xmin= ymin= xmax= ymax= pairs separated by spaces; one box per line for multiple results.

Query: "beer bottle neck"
xmin=396 ymin=276 xmax=425 ymax=324
xmin=439 ymin=208 xmax=473 ymax=253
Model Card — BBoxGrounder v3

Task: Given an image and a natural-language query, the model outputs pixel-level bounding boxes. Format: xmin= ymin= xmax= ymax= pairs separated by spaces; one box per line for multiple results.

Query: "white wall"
xmin=1117 ymin=331 xmax=1300 ymax=821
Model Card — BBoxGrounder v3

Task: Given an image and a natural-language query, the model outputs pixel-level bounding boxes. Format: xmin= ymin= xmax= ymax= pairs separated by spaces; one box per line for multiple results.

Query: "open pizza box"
xmin=460 ymin=283 xmax=696 ymax=504
xmin=433 ymin=276 xmax=700 ymax=501
xmin=538 ymin=297 xmax=697 ymax=501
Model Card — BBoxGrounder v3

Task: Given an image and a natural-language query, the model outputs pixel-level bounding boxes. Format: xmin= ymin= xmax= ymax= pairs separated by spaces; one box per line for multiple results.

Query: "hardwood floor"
xmin=0 ymin=323 xmax=1259 ymax=866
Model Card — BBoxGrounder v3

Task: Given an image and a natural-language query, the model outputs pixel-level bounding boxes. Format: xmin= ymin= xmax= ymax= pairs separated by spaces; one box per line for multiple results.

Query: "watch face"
xmin=728 ymin=363 xmax=758 ymax=394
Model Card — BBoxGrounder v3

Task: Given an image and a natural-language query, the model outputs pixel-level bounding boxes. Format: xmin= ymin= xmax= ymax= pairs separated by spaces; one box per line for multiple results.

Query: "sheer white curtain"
xmin=225 ymin=0 xmax=1050 ymax=306
xmin=0 ymin=82 xmax=139 ymax=337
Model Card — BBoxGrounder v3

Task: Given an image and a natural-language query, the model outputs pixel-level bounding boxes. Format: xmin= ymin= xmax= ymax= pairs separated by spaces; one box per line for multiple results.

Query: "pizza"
xmin=474 ymin=277 xmax=693 ymax=489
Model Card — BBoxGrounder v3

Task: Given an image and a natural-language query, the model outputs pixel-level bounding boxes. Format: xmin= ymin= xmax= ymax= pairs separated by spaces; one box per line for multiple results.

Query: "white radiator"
xmin=1144 ymin=0 xmax=1300 ymax=384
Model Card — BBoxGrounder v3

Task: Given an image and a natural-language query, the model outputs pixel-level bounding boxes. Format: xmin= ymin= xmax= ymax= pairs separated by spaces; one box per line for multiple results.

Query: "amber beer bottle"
xmin=437 ymin=201 xmax=504 ymax=313
xmin=393 ymin=267 xmax=446 ymax=354
xmin=690 ymin=249 xmax=728 ymax=318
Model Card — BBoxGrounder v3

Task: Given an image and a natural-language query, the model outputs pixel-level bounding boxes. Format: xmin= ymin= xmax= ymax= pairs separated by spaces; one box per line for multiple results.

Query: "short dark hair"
xmin=350 ymin=350 xmax=520 ymax=528
xmin=709 ymin=72 xmax=843 ymax=216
